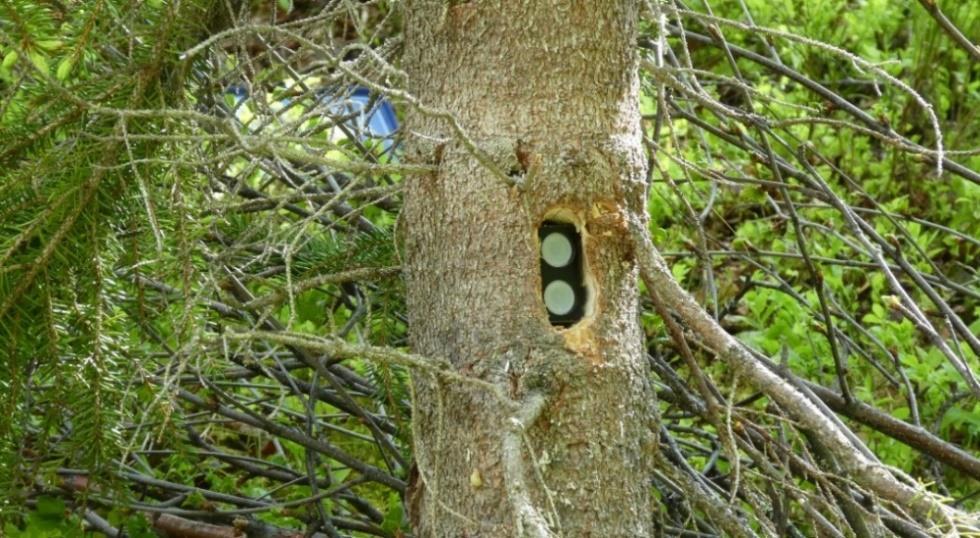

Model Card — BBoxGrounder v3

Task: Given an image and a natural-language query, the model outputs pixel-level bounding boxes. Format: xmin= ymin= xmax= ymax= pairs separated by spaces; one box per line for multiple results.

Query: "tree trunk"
xmin=401 ymin=1 xmax=655 ymax=536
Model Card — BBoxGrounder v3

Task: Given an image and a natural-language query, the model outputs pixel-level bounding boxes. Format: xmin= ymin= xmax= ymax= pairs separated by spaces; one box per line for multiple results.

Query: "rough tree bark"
xmin=401 ymin=1 xmax=655 ymax=536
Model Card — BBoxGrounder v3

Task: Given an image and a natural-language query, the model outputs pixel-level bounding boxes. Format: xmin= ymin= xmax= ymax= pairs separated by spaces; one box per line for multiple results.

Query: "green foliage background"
xmin=644 ymin=0 xmax=979 ymax=493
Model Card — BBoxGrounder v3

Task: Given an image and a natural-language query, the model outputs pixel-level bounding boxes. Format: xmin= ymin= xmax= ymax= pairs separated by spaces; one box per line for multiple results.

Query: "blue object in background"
xmin=345 ymin=87 xmax=399 ymax=140
xmin=326 ymin=86 xmax=399 ymax=154
xmin=226 ymin=84 xmax=249 ymax=101
xmin=224 ymin=85 xmax=399 ymax=154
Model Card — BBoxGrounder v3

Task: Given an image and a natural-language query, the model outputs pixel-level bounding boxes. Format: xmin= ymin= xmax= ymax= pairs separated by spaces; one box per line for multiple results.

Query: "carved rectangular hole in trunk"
xmin=539 ymin=221 xmax=587 ymax=327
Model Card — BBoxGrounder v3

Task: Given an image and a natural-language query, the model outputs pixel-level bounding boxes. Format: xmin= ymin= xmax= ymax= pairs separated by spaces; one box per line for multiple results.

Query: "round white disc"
xmin=541 ymin=232 xmax=573 ymax=268
xmin=544 ymin=280 xmax=576 ymax=315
